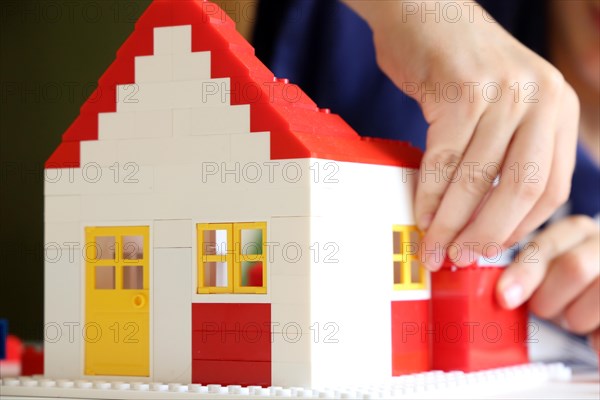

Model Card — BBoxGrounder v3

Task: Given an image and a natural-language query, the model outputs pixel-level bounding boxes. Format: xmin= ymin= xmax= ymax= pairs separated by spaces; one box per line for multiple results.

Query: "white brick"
xmin=170 ymin=25 xmax=192 ymax=54
xmin=189 ymin=105 xmax=250 ymax=135
xmin=173 ymin=108 xmax=191 ymax=136
xmin=116 ymin=79 xmax=230 ymax=112
xmin=80 ymin=194 xmax=155 ymax=221
xmin=272 ymin=333 xmax=311 ymax=364
xmin=153 ymin=25 xmax=191 ymax=55
xmin=80 ymin=139 xmax=119 ymax=166
xmin=44 ymin=222 xmax=81 ymax=246
xmin=177 ymin=79 xmax=230 ymax=107
xmin=154 ymin=219 xmax=192 ymax=248
xmin=153 ymin=248 xmax=192 ymax=383
xmin=135 ymin=54 xmax=173 ymax=83
xmin=44 ymin=165 xmax=154 ymax=196
xmin=173 ymin=52 xmax=211 ymax=81
xmin=98 ymin=112 xmax=134 ymax=140
xmin=134 ymin=109 xmax=173 ymax=138
xmin=230 ymin=131 xmax=270 ymax=161
xmin=272 ymin=303 xmax=311 ymax=334
xmin=153 ymin=26 xmax=173 ymax=55
xmin=117 ymin=136 xmax=230 ymax=166
xmin=45 ymin=195 xmax=81 ymax=222
xmin=44 ymin=254 xmax=82 ymax=379
xmin=271 ymin=362 xmax=311 ymax=388
xmin=270 ymin=274 xmax=310 ymax=306
xmin=116 ymin=82 xmax=171 ymax=112
xmin=269 ymin=217 xmax=311 ymax=276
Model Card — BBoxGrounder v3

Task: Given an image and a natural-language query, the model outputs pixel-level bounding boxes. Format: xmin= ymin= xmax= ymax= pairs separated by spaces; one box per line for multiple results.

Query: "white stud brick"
xmin=154 ymin=219 xmax=192 ymax=248
xmin=173 ymin=52 xmax=211 ymax=81
xmin=0 ymin=363 xmax=581 ymax=398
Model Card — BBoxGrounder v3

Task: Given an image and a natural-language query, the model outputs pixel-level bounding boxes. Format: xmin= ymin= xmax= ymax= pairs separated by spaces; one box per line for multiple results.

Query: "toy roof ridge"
xmin=46 ymin=0 xmax=422 ymax=169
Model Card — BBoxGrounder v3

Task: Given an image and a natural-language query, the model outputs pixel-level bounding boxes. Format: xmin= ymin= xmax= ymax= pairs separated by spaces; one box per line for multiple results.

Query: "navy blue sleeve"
xmin=255 ymin=0 xmax=428 ymax=148
xmin=253 ymin=0 xmax=599 ymax=219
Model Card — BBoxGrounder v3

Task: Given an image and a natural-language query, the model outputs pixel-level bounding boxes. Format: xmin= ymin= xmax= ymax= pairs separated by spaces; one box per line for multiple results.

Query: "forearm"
xmin=342 ymin=1 xmax=491 ymax=33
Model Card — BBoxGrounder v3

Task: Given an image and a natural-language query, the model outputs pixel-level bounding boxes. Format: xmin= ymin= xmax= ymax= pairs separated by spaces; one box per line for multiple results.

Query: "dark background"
xmin=0 ymin=0 xmax=255 ymax=342
xmin=0 ymin=0 xmax=152 ymax=341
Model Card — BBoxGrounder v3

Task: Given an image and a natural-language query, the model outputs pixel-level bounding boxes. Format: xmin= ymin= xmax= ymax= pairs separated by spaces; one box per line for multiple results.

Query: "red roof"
xmin=46 ymin=0 xmax=422 ymax=169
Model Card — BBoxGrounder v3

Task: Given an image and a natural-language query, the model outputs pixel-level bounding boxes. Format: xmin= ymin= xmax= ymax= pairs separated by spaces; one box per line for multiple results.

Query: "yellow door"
xmin=84 ymin=226 xmax=149 ymax=376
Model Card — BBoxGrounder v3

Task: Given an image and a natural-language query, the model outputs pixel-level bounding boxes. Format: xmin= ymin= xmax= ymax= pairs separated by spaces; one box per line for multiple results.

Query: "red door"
xmin=192 ymin=303 xmax=271 ymax=386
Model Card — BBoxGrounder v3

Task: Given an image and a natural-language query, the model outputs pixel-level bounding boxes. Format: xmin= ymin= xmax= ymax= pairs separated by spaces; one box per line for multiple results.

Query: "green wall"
xmin=0 ymin=0 xmax=152 ymax=340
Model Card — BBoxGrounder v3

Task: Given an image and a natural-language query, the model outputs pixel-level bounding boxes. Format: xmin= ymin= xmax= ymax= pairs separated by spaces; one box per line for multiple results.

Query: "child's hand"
xmin=344 ymin=1 xmax=580 ymax=270
xmin=496 ymin=215 xmax=600 ymax=351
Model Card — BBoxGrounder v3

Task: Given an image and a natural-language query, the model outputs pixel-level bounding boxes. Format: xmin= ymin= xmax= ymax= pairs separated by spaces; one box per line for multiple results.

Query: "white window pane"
xmin=203 ymin=229 xmax=228 ymax=256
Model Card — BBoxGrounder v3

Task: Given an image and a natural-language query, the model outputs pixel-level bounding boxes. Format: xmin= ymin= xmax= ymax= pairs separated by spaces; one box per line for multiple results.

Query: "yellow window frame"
xmin=233 ymin=222 xmax=267 ymax=294
xmin=196 ymin=222 xmax=267 ymax=294
xmin=393 ymin=225 xmax=426 ymax=290
xmin=197 ymin=223 xmax=234 ymax=294
xmin=85 ymin=226 xmax=150 ymax=292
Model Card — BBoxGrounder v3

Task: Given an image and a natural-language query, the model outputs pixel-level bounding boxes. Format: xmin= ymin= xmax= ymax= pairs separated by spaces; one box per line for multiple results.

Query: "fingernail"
xmin=484 ymin=245 xmax=501 ymax=260
xmin=447 ymin=245 xmax=459 ymax=264
xmin=503 ymin=283 xmax=524 ymax=309
xmin=418 ymin=213 xmax=433 ymax=232
xmin=460 ymin=250 xmax=479 ymax=266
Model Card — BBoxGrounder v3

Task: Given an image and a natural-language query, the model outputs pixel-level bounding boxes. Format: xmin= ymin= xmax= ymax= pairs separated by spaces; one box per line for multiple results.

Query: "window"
xmin=392 ymin=225 xmax=426 ymax=290
xmin=197 ymin=222 xmax=267 ymax=294
xmin=85 ymin=226 xmax=149 ymax=291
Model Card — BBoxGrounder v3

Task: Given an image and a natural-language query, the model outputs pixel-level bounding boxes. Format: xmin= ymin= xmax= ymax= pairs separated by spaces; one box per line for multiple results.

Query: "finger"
xmin=562 ymin=277 xmax=600 ymax=334
xmin=415 ymin=110 xmax=482 ymax=270
xmin=425 ymin=101 xmax=522 ymax=268
xmin=503 ymin=85 xmax=579 ymax=246
xmin=452 ymin=105 xmax=556 ymax=266
xmin=496 ymin=216 xmax=592 ymax=309
xmin=528 ymin=234 xmax=600 ymax=319
xmin=415 ymin=110 xmax=479 ymax=230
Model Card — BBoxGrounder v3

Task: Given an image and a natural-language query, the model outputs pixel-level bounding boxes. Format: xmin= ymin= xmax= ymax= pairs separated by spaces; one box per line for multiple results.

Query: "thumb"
xmin=496 ymin=217 xmax=590 ymax=309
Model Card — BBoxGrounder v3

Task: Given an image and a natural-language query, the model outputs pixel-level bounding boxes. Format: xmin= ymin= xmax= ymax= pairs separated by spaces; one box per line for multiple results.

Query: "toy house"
xmin=43 ymin=0 xmax=527 ymax=389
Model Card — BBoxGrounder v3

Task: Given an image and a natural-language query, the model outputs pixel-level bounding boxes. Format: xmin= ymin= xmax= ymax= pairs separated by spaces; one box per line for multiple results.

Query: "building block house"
xmin=43 ymin=0 xmax=528 ymax=389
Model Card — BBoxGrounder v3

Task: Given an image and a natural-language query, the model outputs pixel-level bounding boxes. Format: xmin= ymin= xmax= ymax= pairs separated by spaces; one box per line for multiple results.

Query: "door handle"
xmin=133 ymin=294 xmax=146 ymax=308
